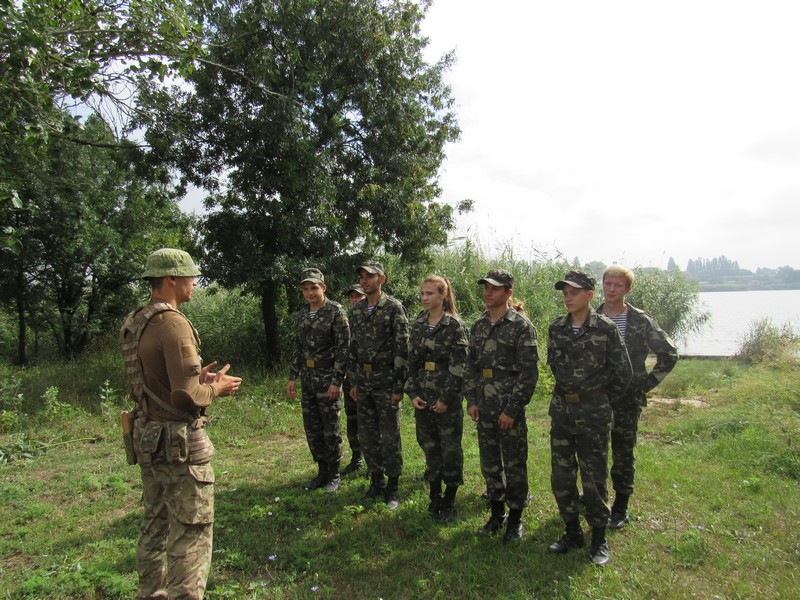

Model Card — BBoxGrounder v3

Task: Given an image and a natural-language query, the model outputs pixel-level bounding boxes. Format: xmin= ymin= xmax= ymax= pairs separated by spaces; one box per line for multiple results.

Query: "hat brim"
xmin=300 ymin=278 xmax=324 ymax=285
xmin=554 ymin=280 xmax=587 ymax=290
xmin=477 ymin=277 xmax=508 ymax=287
xmin=356 ymin=266 xmax=383 ymax=275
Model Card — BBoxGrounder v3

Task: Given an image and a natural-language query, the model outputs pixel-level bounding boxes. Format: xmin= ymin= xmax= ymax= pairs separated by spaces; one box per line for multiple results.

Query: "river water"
xmin=679 ymin=290 xmax=800 ymax=356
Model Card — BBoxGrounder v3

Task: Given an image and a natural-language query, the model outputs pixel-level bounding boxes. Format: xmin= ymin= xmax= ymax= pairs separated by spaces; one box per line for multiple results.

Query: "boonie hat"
xmin=141 ymin=248 xmax=201 ymax=279
xmin=356 ymin=261 xmax=384 ymax=276
xmin=554 ymin=270 xmax=596 ymax=291
xmin=299 ymin=268 xmax=325 ymax=285
xmin=347 ymin=284 xmax=366 ymax=296
xmin=477 ymin=269 xmax=514 ymax=289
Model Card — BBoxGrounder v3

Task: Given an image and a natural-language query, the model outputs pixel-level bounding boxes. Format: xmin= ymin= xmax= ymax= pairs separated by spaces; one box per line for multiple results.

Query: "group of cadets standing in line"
xmin=288 ymin=261 xmax=678 ymax=567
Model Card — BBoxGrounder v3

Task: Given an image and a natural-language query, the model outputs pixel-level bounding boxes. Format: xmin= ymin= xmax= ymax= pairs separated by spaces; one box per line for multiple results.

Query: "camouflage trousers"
xmin=342 ymin=379 xmax=360 ymax=454
xmin=476 ymin=407 xmax=529 ymax=510
xmin=137 ymin=461 xmax=214 ymax=600
xmin=414 ymin=402 xmax=464 ymax=486
xmin=549 ymin=395 xmax=612 ymax=528
xmin=356 ymin=372 xmax=403 ymax=477
xmin=610 ymin=397 xmax=643 ymax=496
xmin=300 ymin=370 xmax=343 ymax=465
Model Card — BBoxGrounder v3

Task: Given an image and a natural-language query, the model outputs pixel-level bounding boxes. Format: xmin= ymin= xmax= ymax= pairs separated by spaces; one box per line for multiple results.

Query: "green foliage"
xmin=136 ymin=0 xmax=461 ymax=364
xmin=182 ymin=285 xmax=267 ymax=368
xmin=1 ymin=113 xmax=195 ymax=363
xmin=626 ymin=267 xmax=711 ymax=341
xmin=736 ymin=317 xmax=800 ymax=364
xmin=0 ymin=373 xmax=24 ymax=433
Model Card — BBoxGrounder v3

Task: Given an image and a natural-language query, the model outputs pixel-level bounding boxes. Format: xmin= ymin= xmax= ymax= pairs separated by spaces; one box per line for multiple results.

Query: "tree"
xmin=0 ymin=113 xmax=193 ymax=362
xmin=137 ymin=0 xmax=462 ymax=364
xmin=0 ymin=0 xmax=206 ymax=220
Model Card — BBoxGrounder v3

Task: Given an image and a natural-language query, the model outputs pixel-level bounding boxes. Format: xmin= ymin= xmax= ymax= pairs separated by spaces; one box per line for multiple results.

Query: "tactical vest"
xmin=120 ymin=302 xmax=214 ymax=465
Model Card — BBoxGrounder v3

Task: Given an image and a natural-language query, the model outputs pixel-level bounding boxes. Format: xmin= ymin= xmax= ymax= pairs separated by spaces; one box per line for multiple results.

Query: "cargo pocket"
xmin=175 ymin=464 xmax=215 ymax=525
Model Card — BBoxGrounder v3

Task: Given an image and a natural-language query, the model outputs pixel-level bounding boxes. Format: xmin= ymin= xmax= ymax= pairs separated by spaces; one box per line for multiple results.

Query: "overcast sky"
xmin=420 ymin=0 xmax=800 ymax=271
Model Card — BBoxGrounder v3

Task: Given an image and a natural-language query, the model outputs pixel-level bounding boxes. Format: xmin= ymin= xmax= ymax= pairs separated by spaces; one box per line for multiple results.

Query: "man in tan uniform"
xmin=121 ymin=248 xmax=241 ymax=600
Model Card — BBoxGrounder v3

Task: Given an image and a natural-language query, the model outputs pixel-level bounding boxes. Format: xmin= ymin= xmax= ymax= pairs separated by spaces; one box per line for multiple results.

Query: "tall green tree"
xmin=0 ymin=113 xmax=193 ymax=362
xmin=0 ymin=0 xmax=206 ymax=226
xmin=138 ymin=0 xmax=463 ymax=364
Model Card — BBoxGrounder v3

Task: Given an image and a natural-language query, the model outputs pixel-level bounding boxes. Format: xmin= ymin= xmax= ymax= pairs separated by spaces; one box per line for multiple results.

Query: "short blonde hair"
xmin=602 ymin=265 xmax=635 ymax=288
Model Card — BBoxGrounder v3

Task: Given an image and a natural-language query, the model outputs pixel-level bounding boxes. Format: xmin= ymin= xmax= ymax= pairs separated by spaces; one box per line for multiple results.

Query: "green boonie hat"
xmin=555 ymin=270 xmax=596 ymax=291
xmin=356 ymin=261 xmax=384 ymax=276
xmin=478 ymin=269 xmax=514 ymax=289
xmin=299 ymin=268 xmax=325 ymax=285
xmin=141 ymin=248 xmax=201 ymax=279
xmin=347 ymin=284 xmax=366 ymax=296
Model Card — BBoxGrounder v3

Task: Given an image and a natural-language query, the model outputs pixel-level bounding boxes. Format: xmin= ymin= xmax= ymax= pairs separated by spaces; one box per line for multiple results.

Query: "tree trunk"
xmin=14 ymin=263 xmax=26 ymax=366
xmin=260 ymin=280 xmax=280 ymax=367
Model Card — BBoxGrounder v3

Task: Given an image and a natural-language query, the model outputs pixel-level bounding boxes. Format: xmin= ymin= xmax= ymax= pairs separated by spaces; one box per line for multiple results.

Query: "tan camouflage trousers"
xmin=137 ymin=461 xmax=215 ymax=600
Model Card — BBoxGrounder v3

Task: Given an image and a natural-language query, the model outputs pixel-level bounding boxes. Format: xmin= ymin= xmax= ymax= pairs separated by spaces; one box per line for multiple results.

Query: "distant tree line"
xmin=678 ymin=256 xmax=800 ymax=291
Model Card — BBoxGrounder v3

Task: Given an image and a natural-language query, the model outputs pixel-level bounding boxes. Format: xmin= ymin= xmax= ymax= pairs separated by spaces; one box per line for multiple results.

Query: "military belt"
xmin=305 ymin=358 xmax=335 ymax=369
xmin=553 ymin=387 xmax=606 ymax=404
xmin=480 ymin=367 xmax=518 ymax=379
xmin=423 ymin=361 xmax=449 ymax=372
xmin=361 ymin=362 xmax=393 ymax=374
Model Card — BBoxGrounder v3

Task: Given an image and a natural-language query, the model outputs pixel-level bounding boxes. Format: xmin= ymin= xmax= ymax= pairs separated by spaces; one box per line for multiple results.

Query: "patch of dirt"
xmin=648 ymin=395 xmax=710 ymax=408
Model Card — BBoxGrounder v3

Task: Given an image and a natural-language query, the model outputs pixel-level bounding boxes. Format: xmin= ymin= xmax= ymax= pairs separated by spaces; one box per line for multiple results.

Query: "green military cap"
xmin=141 ymin=248 xmax=201 ymax=279
xmin=356 ymin=261 xmax=384 ymax=276
xmin=478 ymin=269 xmax=514 ymax=289
xmin=299 ymin=268 xmax=325 ymax=285
xmin=347 ymin=283 xmax=366 ymax=296
xmin=555 ymin=270 xmax=596 ymax=291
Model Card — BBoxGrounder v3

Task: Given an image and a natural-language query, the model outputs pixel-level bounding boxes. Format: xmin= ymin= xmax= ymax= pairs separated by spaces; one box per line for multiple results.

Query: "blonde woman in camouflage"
xmin=405 ymin=275 xmax=469 ymax=523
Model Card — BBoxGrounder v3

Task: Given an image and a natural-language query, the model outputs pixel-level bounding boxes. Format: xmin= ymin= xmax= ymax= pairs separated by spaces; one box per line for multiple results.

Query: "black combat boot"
xmin=591 ymin=526 xmax=611 ymax=566
xmin=322 ymin=461 xmax=341 ymax=493
xmin=477 ymin=501 xmax=506 ymax=537
xmin=503 ymin=508 xmax=524 ymax=543
xmin=608 ymin=492 xmax=631 ymax=530
xmin=428 ymin=478 xmax=443 ymax=517
xmin=303 ymin=462 xmax=327 ymax=491
xmin=364 ymin=471 xmax=386 ymax=499
xmin=384 ymin=476 xmax=400 ymax=510
xmin=548 ymin=519 xmax=585 ymax=553
xmin=341 ymin=451 xmax=363 ymax=476
xmin=436 ymin=484 xmax=458 ymax=524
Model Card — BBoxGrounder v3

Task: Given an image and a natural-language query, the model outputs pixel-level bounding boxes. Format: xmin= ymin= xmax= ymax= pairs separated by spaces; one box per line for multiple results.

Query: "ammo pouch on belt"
xmin=134 ymin=419 xmax=214 ymax=466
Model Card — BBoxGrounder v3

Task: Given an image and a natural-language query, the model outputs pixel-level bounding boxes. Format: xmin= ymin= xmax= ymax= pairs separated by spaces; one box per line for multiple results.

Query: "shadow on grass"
xmin=207 ymin=468 xmax=591 ymax=598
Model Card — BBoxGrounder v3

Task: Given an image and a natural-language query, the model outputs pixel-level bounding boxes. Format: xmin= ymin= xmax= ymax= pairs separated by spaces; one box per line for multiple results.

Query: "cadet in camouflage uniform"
xmin=287 ymin=268 xmax=350 ymax=493
xmin=597 ymin=265 xmax=678 ymax=529
xmin=348 ymin=261 xmax=409 ymax=509
xmin=546 ymin=271 xmax=632 ymax=567
xmin=121 ymin=248 xmax=242 ymax=600
xmin=341 ymin=284 xmax=366 ymax=476
xmin=405 ymin=275 xmax=469 ymax=524
xmin=465 ymin=269 xmax=539 ymax=543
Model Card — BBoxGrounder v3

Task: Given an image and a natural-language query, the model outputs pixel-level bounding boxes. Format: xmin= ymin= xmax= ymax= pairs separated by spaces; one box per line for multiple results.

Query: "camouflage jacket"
xmin=547 ymin=308 xmax=632 ymax=400
xmin=597 ymin=302 xmax=678 ymax=404
xmin=289 ymin=298 xmax=350 ymax=387
xmin=347 ymin=292 xmax=409 ymax=395
xmin=464 ymin=307 xmax=539 ymax=419
xmin=405 ymin=311 xmax=469 ymax=408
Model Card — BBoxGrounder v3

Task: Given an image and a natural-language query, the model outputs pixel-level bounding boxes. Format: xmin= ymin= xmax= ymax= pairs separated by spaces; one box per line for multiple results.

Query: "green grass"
xmin=1 ymin=357 xmax=799 ymax=598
